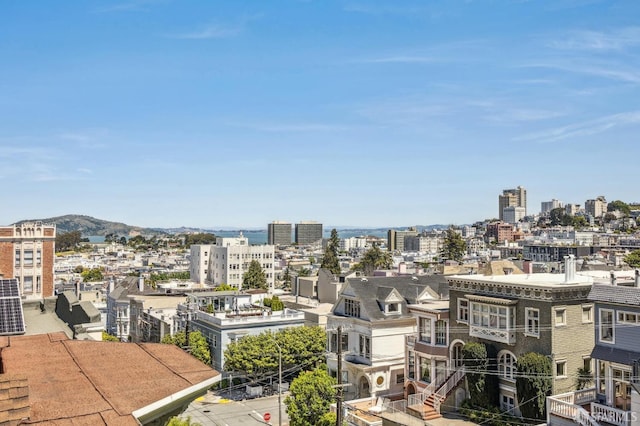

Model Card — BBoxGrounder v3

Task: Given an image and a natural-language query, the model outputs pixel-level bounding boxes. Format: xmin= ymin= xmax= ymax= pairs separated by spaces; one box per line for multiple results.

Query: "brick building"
xmin=0 ymin=222 xmax=56 ymax=299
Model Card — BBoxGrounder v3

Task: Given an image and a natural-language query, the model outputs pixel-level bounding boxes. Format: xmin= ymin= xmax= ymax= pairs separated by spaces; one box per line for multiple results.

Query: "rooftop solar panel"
xmin=0 ymin=279 xmax=25 ymax=335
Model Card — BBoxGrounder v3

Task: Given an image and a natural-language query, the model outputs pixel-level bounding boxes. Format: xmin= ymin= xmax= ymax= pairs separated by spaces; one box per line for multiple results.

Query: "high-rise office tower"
xmin=267 ymin=221 xmax=292 ymax=246
xmin=295 ymin=221 xmax=323 ymax=245
xmin=499 ymin=186 xmax=527 ymax=220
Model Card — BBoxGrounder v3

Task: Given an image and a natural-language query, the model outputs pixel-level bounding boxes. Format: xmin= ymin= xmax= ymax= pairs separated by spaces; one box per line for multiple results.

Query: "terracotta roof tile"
xmin=1 ymin=333 xmax=219 ymax=424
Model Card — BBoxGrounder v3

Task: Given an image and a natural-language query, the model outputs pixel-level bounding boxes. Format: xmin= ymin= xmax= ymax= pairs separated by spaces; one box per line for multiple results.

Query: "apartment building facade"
xmin=447 ymin=256 xmax=595 ymax=415
xmin=0 ymin=222 xmax=55 ymax=299
xmin=499 ymin=186 xmax=527 ymax=221
xmin=206 ymin=234 xmax=275 ymax=290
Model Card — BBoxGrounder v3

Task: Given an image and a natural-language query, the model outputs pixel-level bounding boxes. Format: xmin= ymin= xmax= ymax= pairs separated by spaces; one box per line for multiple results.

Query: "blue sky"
xmin=1 ymin=0 xmax=639 ymax=229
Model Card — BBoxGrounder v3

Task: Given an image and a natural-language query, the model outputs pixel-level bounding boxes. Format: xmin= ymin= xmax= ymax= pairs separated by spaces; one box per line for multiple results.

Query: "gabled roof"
xmin=336 ymin=275 xmax=448 ymax=322
xmin=0 ymin=332 xmax=220 ymax=424
xmin=589 ymin=284 xmax=640 ymax=306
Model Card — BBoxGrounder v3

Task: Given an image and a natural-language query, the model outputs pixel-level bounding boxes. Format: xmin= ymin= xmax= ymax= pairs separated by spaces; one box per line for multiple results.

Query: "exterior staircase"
xmin=421 ymin=393 xmax=443 ymax=420
xmin=410 ymin=367 xmax=466 ymax=421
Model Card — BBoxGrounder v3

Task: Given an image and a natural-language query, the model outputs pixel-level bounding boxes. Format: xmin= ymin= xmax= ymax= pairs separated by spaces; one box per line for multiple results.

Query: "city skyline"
xmin=2 ymin=1 xmax=639 ymax=228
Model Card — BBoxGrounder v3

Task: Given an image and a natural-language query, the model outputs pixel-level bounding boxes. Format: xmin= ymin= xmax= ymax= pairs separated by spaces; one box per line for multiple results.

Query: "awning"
xmin=591 ymin=345 xmax=640 ymax=365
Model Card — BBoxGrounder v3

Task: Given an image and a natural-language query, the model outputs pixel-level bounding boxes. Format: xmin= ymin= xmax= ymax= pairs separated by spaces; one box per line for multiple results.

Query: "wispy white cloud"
xmin=167 ymin=15 xmax=260 ymax=40
xmin=548 ymin=27 xmax=640 ymax=51
xmin=485 ymin=108 xmax=568 ymax=123
xmin=57 ymin=128 xmax=109 ymax=148
xmin=167 ymin=23 xmax=243 ymax=40
xmin=357 ymin=55 xmax=439 ymax=64
xmin=93 ymin=0 xmax=165 ymax=13
xmin=514 ymin=111 xmax=640 ymax=143
xmin=227 ymin=121 xmax=351 ymax=132
xmin=522 ymin=61 xmax=640 ymax=84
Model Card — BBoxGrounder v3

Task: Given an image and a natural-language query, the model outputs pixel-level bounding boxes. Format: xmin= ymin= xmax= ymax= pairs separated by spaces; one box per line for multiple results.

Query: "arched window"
xmin=498 ymin=351 xmax=517 ymax=380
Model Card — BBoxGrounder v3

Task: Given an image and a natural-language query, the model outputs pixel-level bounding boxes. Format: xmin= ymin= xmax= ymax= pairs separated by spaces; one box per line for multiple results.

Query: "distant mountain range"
xmin=14 ymin=215 xmax=157 ymax=236
xmin=13 ymin=214 xmax=453 ymax=237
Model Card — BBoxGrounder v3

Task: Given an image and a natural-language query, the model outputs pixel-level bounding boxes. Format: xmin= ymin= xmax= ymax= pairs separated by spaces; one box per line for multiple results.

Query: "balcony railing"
xmin=546 ymin=388 xmax=600 ymax=426
xmin=590 ymin=402 xmax=632 ymax=426
xmin=469 ymin=325 xmax=516 ymax=345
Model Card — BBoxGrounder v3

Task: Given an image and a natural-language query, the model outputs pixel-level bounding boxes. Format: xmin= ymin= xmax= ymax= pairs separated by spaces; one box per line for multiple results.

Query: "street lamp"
xmin=273 ymin=339 xmax=283 ymax=426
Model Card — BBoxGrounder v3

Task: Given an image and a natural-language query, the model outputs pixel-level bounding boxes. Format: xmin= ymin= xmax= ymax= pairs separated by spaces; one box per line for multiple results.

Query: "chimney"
xmin=139 ymin=274 xmax=144 ymax=292
xmin=636 ymin=270 xmax=640 ymax=288
xmin=523 ymin=260 xmax=533 ymax=274
xmin=564 ymin=255 xmax=576 ymax=283
xmin=610 ymin=271 xmax=617 ymax=286
xmin=75 ymin=280 xmax=80 ymax=296
xmin=109 ymin=276 xmax=115 ymax=294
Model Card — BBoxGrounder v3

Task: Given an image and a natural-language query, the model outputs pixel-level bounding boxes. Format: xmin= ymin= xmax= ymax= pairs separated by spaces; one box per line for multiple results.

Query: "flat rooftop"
xmin=448 ymin=272 xmax=593 ymax=288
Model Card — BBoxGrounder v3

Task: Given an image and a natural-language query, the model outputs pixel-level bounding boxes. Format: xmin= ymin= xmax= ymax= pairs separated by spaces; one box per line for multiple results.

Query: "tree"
xmin=440 ymin=227 xmax=467 ymax=263
xmin=243 ymin=260 xmax=267 ymax=290
xmin=166 ymin=416 xmax=201 ymax=426
xmin=81 ymin=267 xmax=104 ymax=282
xmin=214 ymin=283 xmax=235 ymax=292
xmin=351 ymin=243 xmax=393 ymax=276
xmin=56 ymin=231 xmax=83 ymax=252
xmin=162 ymin=331 xmax=211 ymax=365
xmin=184 ymin=232 xmax=217 ymax=247
xmin=608 ymin=200 xmax=631 ymax=216
xmin=264 ymin=295 xmax=284 ymax=311
xmin=549 ymin=207 xmax=565 ymax=226
xmin=102 ymin=331 xmax=119 ymax=342
xmin=462 ymin=342 xmax=493 ymax=407
xmin=282 ymin=263 xmax=292 ymax=289
xmin=224 ymin=327 xmax=326 ymax=384
xmin=516 ymin=352 xmax=552 ymax=420
xmin=624 ymin=250 xmax=640 ymax=268
xmin=320 ymin=229 xmax=341 ymax=275
xmin=575 ymin=365 xmax=593 ymax=390
xmin=284 ymin=368 xmax=336 ymax=426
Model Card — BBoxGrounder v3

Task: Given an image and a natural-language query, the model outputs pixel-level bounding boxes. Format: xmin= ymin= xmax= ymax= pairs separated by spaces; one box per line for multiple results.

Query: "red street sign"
xmin=263 ymin=412 xmax=271 ymax=422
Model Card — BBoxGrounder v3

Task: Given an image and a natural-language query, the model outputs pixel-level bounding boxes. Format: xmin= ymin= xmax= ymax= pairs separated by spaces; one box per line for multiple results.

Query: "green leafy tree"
xmin=320 ymin=229 xmax=341 ymax=275
xmin=624 ymin=250 xmax=640 ymax=268
xmin=243 ymin=260 xmax=268 ymax=290
xmin=184 ymin=233 xmax=217 ymax=247
xmin=165 ymin=416 xmax=201 ymax=426
xmin=224 ymin=327 xmax=326 ymax=384
xmin=462 ymin=342 xmax=496 ymax=407
xmin=282 ymin=263 xmax=292 ymax=289
xmin=214 ymin=283 xmax=235 ymax=292
xmin=351 ymin=243 xmax=393 ymax=275
xmin=285 ymin=368 xmax=336 ymax=426
xmin=81 ymin=267 xmax=104 ymax=282
xmin=575 ymin=366 xmax=593 ymax=390
xmin=102 ymin=331 xmax=120 ymax=342
xmin=608 ymin=200 xmax=631 ymax=216
xmin=440 ymin=227 xmax=466 ymax=263
xmin=56 ymin=230 xmax=83 ymax=252
xmin=549 ymin=207 xmax=565 ymax=226
xmin=162 ymin=331 xmax=211 ymax=365
xmin=297 ymin=267 xmax=312 ymax=277
xmin=516 ymin=352 xmax=552 ymax=420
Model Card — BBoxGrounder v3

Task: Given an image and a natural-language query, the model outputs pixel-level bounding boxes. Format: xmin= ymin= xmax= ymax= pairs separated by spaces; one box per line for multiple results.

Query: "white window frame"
xmin=617 ymin=310 xmax=640 ymax=325
xmin=458 ymin=298 xmax=469 ymax=323
xmin=582 ymin=304 xmax=593 ymax=324
xmin=500 ymin=394 xmax=515 ymax=413
xmin=600 ymin=308 xmax=615 ymax=343
xmin=498 ymin=351 xmax=517 ymax=381
xmin=556 ymin=360 xmax=567 ymax=378
xmin=419 ymin=317 xmax=432 ymax=344
xmin=525 ymin=308 xmax=540 ymax=337
xmin=554 ymin=307 xmax=566 ymax=327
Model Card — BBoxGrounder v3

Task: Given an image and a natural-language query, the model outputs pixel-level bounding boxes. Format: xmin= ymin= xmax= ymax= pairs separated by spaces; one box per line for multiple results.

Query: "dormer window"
xmin=387 ymin=303 xmax=400 ymax=314
xmin=344 ymin=298 xmax=360 ymax=318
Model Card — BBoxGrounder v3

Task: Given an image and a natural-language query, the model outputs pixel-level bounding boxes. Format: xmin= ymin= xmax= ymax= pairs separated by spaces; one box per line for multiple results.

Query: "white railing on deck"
xmin=590 ymin=402 xmax=631 ymax=426
xmin=546 ymin=388 xmax=600 ymax=426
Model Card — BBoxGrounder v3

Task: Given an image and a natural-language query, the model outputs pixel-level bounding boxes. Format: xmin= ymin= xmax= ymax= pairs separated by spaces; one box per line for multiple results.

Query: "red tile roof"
xmin=0 ymin=333 xmax=220 ymax=424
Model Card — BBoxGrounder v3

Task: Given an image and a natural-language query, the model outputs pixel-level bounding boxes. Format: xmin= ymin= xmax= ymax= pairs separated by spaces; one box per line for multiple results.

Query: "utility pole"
xmin=274 ymin=340 xmax=283 ymax=426
xmin=336 ymin=325 xmax=343 ymax=426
